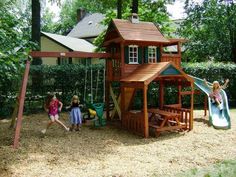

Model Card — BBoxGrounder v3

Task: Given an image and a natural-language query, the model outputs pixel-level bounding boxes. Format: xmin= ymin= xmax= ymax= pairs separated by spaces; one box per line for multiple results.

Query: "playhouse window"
xmin=128 ymin=45 xmax=138 ymax=64
xmin=148 ymin=46 xmax=156 ymax=63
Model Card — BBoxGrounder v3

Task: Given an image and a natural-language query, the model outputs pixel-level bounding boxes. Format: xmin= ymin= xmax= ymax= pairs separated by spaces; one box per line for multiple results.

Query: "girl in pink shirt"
xmin=41 ymin=93 xmax=69 ymax=134
xmin=204 ymin=78 xmax=229 ymax=110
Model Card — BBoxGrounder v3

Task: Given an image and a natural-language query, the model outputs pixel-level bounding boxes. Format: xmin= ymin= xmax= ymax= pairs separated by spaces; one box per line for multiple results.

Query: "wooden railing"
xmin=163 ymin=105 xmax=191 ymax=130
xmin=122 ymin=111 xmax=143 ymax=136
xmin=161 ymin=54 xmax=181 ymax=68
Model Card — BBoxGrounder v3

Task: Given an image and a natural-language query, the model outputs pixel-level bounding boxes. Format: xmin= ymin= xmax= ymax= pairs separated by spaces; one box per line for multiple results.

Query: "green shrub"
xmin=182 ymin=62 xmax=236 ymax=106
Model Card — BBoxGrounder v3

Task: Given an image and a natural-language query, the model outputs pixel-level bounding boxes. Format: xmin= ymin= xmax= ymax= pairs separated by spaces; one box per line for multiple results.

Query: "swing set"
xmin=13 ymin=51 xmax=112 ymax=149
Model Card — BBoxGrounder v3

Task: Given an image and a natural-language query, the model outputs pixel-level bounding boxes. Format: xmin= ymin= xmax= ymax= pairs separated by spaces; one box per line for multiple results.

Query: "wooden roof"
xmin=104 ymin=19 xmax=170 ymax=45
xmin=120 ymin=62 xmax=193 ymax=85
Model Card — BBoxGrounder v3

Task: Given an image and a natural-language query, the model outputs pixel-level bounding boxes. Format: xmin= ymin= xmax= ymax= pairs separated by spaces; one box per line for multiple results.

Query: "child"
xmin=68 ymin=95 xmax=82 ymax=131
xmin=41 ymin=93 xmax=69 ymax=134
xmin=204 ymin=78 xmax=229 ymax=110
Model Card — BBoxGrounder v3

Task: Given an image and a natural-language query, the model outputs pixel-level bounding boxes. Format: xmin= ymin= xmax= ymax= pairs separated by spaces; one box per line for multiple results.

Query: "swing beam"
xmin=13 ymin=51 xmax=112 ymax=149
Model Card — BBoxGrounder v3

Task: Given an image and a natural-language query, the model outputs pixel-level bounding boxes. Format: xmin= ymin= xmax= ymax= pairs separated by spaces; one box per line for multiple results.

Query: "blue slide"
xmin=190 ymin=76 xmax=231 ymax=129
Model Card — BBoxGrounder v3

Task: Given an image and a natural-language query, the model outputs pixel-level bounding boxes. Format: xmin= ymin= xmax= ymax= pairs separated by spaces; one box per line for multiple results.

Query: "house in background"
xmin=67 ymin=12 xmax=106 ymax=43
xmin=41 ymin=32 xmax=102 ymax=65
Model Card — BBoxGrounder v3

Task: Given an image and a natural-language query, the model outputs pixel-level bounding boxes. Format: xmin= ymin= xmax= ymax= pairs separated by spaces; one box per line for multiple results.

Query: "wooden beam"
xmin=143 ymin=85 xmax=149 ymax=138
xmin=190 ymin=83 xmax=194 ymax=130
xmin=180 ymin=90 xmax=201 ymax=95
xmin=103 ymin=37 xmax=123 ymax=46
xmin=110 ymin=86 xmax=121 ymax=119
xmin=111 ymin=94 xmax=121 ymax=119
xmin=120 ymin=43 xmax=125 ymax=77
xmin=120 ymin=82 xmax=143 ymax=88
xmin=204 ymin=95 xmax=208 ymax=116
xmin=178 ymin=83 xmax=182 ymax=105
xmin=13 ymin=60 xmax=31 ymax=149
xmin=30 ymin=51 xmax=113 ymax=59
xmin=159 ymin=80 xmax=164 ymax=109
xmin=105 ymin=81 xmax=110 ymax=121
xmin=121 ymin=84 xmax=125 ymax=127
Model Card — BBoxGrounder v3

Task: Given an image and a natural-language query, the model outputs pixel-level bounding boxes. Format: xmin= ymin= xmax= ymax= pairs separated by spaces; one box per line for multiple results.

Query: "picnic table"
xmin=148 ymin=109 xmax=185 ymax=136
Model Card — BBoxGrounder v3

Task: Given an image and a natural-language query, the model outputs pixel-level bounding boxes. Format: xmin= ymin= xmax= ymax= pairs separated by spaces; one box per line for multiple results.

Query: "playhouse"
xmin=103 ymin=15 xmax=194 ymax=137
xmin=13 ymin=14 xmax=197 ymax=148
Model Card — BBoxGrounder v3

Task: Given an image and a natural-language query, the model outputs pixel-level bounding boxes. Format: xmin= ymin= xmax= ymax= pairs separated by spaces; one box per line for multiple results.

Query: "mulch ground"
xmin=0 ymin=110 xmax=236 ymax=177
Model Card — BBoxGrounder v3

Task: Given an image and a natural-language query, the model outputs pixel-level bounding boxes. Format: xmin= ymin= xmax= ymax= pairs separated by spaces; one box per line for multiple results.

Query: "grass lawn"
xmin=0 ymin=109 xmax=235 ymax=177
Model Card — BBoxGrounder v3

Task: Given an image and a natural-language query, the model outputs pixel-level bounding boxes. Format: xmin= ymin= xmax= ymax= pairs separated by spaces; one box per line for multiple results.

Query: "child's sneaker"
xmin=66 ymin=127 xmax=70 ymax=131
xmin=218 ymin=104 xmax=223 ymax=110
xmin=41 ymin=129 xmax=47 ymax=134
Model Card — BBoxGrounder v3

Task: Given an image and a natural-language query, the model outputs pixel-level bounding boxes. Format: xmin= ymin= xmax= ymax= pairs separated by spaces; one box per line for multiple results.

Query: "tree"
xmin=93 ymin=0 xmax=174 ymax=50
xmin=179 ymin=0 xmax=236 ymax=62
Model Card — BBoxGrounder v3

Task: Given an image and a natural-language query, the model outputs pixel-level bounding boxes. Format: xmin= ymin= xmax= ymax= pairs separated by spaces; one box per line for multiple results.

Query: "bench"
xmin=148 ymin=109 xmax=185 ymax=136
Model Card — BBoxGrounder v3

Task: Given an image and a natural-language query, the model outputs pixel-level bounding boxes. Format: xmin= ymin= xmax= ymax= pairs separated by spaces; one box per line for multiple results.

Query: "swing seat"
xmin=88 ymin=108 xmax=96 ymax=116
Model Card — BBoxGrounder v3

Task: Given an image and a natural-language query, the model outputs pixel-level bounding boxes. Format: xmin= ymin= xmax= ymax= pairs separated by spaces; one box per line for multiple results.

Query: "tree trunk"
xmin=32 ymin=0 xmax=42 ymax=65
xmin=117 ymin=0 xmax=122 ymax=19
xmin=132 ymin=0 xmax=138 ymax=14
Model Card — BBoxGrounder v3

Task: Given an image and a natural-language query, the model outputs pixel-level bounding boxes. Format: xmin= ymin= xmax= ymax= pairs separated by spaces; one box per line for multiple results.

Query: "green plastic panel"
xmin=160 ymin=65 xmax=181 ymax=75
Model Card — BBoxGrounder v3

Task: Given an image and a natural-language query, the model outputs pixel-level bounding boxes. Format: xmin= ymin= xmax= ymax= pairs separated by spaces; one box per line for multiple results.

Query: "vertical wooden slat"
xmin=159 ymin=80 xmax=164 ymax=109
xmin=13 ymin=60 xmax=31 ymax=149
xmin=121 ymin=83 xmax=125 ymax=127
xmin=143 ymin=85 xmax=149 ymax=138
xmin=204 ymin=95 xmax=207 ymax=116
xmin=105 ymin=81 xmax=110 ymax=121
xmin=190 ymin=83 xmax=194 ymax=130
xmin=120 ymin=43 xmax=125 ymax=77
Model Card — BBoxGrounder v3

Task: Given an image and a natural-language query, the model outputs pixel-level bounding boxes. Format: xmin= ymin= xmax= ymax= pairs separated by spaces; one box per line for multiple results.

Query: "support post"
xmin=159 ymin=80 xmax=164 ymax=109
xmin=190 ymin=82 xmax=194 ymax=130
xmin=204 ymin=95 xmax=207 ymax=116
xmin=105 ymin=81 xmax=111 ymax=121
xmin=178 ymin=82 xmax=182 ymax=105
xmin=120 ymin=83 xmax=125 ymax=127
xmin=13 ymin=60 xmax=31 ymax=149
xmin=120 ymin=43 xmax=125 ymax=77
xmin=143 ymin=85 xmax=149 ymax=138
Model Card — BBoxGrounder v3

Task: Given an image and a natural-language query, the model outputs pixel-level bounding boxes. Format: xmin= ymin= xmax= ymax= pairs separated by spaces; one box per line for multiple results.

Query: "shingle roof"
xmin=67 ymin=13 xmax=106 ymax=39
xmin=41 ymin=32 xmax=96 ymax=52
xmin=112 ymin=19 xmax=170 ymax=43
xmin=121 ymin=63 xmax=193 ymax=85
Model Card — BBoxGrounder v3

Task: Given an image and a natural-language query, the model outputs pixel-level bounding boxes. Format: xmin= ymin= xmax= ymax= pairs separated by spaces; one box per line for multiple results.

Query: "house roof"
xmin=120 ymin=62 xmax=193 ymax=85
xmin=41 ymin=32 xmax=96 ymax=52
xmin=107 ymin=19 xmax=170 ymax=44
xmin=67 ymin=13 xmax=106 ymax=39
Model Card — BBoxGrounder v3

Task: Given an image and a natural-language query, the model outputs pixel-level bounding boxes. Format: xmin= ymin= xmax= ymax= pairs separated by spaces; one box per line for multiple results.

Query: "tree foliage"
xmin=93 ymin=0 xmax=173 ymax=50
xmin=0 ymin=0 xmax=34 ymax=82
xmin=179 ymin=0 xmax=236 ymax=62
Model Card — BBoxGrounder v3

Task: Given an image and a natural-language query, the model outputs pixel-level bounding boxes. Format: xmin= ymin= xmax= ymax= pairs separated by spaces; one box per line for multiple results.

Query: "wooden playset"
xmin=13 ymin=15 xmax=196 ymax=148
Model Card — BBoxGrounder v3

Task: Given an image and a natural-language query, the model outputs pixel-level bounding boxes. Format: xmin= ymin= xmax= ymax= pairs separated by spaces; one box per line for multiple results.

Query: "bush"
xmin=182 ymin=62 xmax=236 ymax=106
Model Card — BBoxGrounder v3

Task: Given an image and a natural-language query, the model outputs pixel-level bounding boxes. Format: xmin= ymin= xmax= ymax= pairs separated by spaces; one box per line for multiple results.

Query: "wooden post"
xmin=143 ymin=85 xmax=149 ymax=138
xmin=120 ymin=43 xmax=125 ymax=77
xmin=204 ymin=95 xmax=207 ymax=116
xmin=13 ymin=60 xmax=31 ymax=149
xmin=105 ymin=81 xmax=111 ymax=121
xmin=120 ymin=83 xmax=125 ymax=127
xmin=190 ymin=82 xmax=194 ymax=130
xmin=178 ymin=81 xmax=182 ymax=105
xmin=159 ymin=80 xmax=164 ymax=109
xmin=177 ymin=42 xmax=181 ymax=55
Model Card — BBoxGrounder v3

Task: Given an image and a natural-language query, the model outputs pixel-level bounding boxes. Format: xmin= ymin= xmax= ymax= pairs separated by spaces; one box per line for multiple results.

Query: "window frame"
xmin=128 ymin=45 xmax=139 ymax=64
xmin=148 ymin=46 xmax=157 ymax=63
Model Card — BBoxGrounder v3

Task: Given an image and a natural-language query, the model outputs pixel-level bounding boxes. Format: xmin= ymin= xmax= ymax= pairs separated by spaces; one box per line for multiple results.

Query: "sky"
xmin=46 ymin=0 xmax=203 ymax=21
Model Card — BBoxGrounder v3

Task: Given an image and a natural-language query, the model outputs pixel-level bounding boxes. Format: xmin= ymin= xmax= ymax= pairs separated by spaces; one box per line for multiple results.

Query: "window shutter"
xmin=144 ymin=47 xmax=148 ymax=63
xmin=124 ymin=46 xmax=129 ymax=64
xmin=138 ymin=47 xmax=142 ymax=64
xmin=156 ymin=47 xmax=160 ymax=62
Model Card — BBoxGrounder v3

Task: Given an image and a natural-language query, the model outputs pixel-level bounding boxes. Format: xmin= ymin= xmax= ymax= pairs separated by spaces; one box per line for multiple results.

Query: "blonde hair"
xmin=212 ymin=81 xmax=220 ymax=91
xmin=71 ymin=95 xmax=79 ymax=103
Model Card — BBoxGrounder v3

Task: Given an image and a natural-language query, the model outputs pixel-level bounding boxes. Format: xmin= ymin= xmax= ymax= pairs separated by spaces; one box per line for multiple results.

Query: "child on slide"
xmin=41 ymin=93 xmax=69 ymax=134
xmin=204 ymin=78 xmax=229 ymax=110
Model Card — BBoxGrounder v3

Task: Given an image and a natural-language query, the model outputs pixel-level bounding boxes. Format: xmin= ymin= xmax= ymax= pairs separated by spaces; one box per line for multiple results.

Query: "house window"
xmin=148 ymin=46 xmax=156 ymax=63
xmin=129 ymin=45 xmax=138 ymax=64
xmin=57 ymin=58 xmax=72 ymax=65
